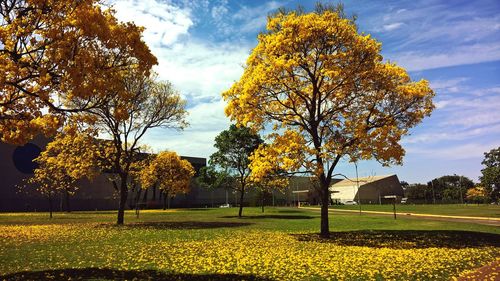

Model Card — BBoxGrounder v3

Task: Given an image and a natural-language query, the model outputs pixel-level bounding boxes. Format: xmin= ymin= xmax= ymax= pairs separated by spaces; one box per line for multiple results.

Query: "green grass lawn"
xmin=0 ymin=207 xmax=499 ymax=280
xmin=329 ymin=203 xmax=500 ymax=217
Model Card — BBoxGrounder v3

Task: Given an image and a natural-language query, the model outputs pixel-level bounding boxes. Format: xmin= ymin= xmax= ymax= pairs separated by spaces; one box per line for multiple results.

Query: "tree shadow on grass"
xmin=292 ymin=230 xmax=500 ymax=249
xmin=0 ymin=268 xmax=273 ymax=281
xmin=276 ymin=209 xmax=306 ymax=214
xmin=220 ymin=215 xmax=315 ymax=220
xmin=99 ymin=221 xmax=253 ymax=230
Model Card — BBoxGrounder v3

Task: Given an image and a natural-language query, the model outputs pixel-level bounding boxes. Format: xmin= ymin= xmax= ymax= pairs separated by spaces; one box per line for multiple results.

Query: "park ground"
xmin=0 ymin=206 xmax=499 ymax=280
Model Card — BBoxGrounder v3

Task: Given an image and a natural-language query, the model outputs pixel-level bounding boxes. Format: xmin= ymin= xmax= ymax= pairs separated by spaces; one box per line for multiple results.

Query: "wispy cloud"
xmin=404 ymin=123 xmax=500 ymax=144
xmin=407 ymin=142 xmax=499 ymax=160
xmin=430 ymin=77 xmax=469 ymax=94
xmin=391 ymin=42 xmax=500 ymax=71
xmin=233 ymin=1 xmax=283 ymax=33
xmin=371 ymin=2 xmax=500 ymax=70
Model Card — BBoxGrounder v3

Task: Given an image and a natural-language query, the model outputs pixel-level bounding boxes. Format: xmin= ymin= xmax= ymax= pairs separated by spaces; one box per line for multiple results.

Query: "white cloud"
xmin=111 ymin=0 xmax=193 ymax=46
xmin=151 ymin=41 xmax=249 ymax=100
xmin=109 ymin=0 xmax=255 ymax=158
xmin=233 ymin=1 xmax=282 ymax=20
xmin=382 ymin=22 xmax=404 ymax=31
xmin=399 ymin=16 xmax=500 ymax=48
xmin=472 ymin=87 xmax=500 ymax=97
xmin=144 ymin=99 xmax=231 ymax=158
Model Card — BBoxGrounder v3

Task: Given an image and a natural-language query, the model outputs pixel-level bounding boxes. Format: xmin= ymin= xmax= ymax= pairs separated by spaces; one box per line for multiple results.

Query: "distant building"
xmin=330 ymin=175 xmax=404 ymax=204
xmin=0 ymin=137 xmax=206 ymax=212
xmin=1 ymin=137 xmax=404 ymax=211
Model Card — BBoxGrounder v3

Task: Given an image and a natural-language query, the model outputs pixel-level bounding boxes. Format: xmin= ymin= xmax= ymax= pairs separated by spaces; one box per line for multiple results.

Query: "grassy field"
xmin=329 ymin=203 xmax=500 ymax=217
xmin=1 ymin=207 xmax=499 ymax=280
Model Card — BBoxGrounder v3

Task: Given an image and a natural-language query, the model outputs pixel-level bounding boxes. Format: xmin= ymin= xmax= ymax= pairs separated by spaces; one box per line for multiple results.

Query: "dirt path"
xmin=457 ymin=259 xmax=500 ymax=280
xmin=300 ymin=207 xmax=500 ymax=227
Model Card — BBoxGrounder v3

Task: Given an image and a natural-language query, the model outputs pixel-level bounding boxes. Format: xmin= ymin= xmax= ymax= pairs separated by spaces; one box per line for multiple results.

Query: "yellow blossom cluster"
xmin=26 ymin=126 xmax=100 ymax=196
xmin=136 ymin=151 xmax=195 ymax=196
xmin=0 ymin=0 xmax=157 ymax=144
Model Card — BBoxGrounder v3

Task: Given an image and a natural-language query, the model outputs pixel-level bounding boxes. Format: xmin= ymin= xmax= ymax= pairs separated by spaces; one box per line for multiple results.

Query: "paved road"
xmin=300 ymin=207 xmax=500 ymax=227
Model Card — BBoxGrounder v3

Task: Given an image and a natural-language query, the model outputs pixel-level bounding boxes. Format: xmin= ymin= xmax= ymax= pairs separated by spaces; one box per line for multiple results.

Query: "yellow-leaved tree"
xmin=0 ymin=0 xmax=156 ymax=144
xmin=137 ymin=151 xmax=195 ymax=210
xmin=26 ymin=126 xmax=100 ymax=218
xmin=466 ymin=186 xmax=487 ymax=204
xmin=223 ymin=5 xmax=434 ymax=237
xmin=81 ymin=71 xmax=188 ymax=224
xmin=25 ymin=69 xmax=187 ymax=224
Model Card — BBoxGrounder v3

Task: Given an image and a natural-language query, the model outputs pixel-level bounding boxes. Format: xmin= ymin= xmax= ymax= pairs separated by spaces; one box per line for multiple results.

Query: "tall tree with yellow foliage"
xmin=223 ymin=4 xmax=434 ymax=237
xmin=0 ymin=0 xmax=156 ymax=144
xmin=84 ymin=72 xmax=188 ymax=224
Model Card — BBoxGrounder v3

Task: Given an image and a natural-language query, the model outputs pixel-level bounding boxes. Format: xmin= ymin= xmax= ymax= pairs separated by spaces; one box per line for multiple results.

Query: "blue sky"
xmin=108 ymin=0 xmax=500 ymax=183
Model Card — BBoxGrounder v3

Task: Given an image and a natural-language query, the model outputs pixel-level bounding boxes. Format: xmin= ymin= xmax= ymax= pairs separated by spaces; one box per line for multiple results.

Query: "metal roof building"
xmin=330 ymin=174 xmax=404 ymax=204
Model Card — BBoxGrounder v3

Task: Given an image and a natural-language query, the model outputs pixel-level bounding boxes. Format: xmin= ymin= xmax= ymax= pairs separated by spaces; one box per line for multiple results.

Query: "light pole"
xmin=355 ymin=161 xmax=361 ymax=215
xmin=459 ymin=176 xmax=464 ymax=204
xmin=431 ymin=180 xmax=436 ymax=204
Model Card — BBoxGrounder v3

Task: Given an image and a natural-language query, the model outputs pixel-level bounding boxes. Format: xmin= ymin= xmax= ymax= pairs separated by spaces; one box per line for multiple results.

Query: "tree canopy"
xmin=26 ymin=126 xmax=100 ymax=217
xmin=0 ymin=0 xmax=156 ymax=144
xmin=209 ymin=124 xmax=263 ymax=217
xmin=480 ymin=147 xmax=500 ymax=202
xmin=29 ymin=72 xmax=188 ymax=224
xmin=137 ymin=151 xmax=195 ymax=197
xmin=427 ymin=175 xmax=474 ymax=203
xmin=223 ymin=5 xmax=434 ymax=237
xmin=84 ymin=72 xmax=188 ymax=224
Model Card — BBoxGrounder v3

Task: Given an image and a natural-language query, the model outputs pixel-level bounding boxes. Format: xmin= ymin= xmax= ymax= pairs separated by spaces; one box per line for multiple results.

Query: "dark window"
xmin=12 ymin=143 xmax=42 ymax=174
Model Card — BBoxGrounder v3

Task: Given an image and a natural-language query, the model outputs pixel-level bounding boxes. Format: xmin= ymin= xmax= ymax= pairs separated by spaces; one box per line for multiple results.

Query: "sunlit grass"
xmin=0 ymin=208 xmax=498 ymax=280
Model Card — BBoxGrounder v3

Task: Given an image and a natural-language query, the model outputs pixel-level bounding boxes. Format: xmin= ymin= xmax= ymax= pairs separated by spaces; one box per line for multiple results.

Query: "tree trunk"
xmin=163 ymin=191 xmax=168 ymax=210
xmin=320 ymin=180 xmax=330 ymax=238
xmin=48 ymin=193 xmax=53 ymax=219
xmin=59 ymin=192 xmax=63 ymax=212
xmin=65 ymin=189 xmax=71 ymax=213
xmin=135 ymin=188 xmax=142 ymax=209
xmin=152 ymin=184 xmax=156 ymax=201
xmin=261 ymin=191 xmax=265 ymax=213
xmin=142 ymin=188 xmax=148 ymax=206
xmin=117 ymin=174 xmax=129 ymax=225
xmin=238 ymin=186 xmax=245 ymax=217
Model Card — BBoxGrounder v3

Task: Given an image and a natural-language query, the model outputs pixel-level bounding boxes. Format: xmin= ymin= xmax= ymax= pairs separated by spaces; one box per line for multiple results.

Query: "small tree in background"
xmin=403 ymin=184 xmax=429 ymax=203
xmin=466 ymin=186 xmax=488 ymax=204
xmin=26 ymin=127 xmax=99 ymax=218
xmin=198 ymin=166 xmax=234 ymax=207
xmin=428 ymin=175 xmax=474 ymax=203
xmin=209 ymin=124 xmax=263 ymax=217
xmin=137 ymin=151 xmax=195 ymax=210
